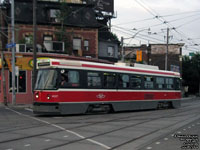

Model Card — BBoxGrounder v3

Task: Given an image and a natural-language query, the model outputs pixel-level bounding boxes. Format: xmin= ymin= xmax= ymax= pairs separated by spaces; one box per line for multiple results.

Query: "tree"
xmin=55 ymin=2 xmax=72 ymax=54
xmin=182 ymin=52 xmax=200 ymax=96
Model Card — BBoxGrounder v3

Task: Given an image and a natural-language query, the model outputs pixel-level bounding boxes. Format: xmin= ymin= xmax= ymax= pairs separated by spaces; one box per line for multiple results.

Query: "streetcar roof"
xmin=37 ymin=58 xmax=180 ymax=77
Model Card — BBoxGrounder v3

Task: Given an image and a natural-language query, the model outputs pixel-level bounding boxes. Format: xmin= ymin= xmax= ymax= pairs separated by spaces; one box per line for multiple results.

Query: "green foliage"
xmin=182 ymin=52 xmax=200 ymax=95
xmin=55 ymin=2 xmax=72 ymax=54
xmin=111 ymin=32 xmax=119 ymax=42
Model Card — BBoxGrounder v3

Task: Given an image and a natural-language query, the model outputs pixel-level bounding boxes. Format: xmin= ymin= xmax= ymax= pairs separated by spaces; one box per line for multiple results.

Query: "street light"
xmin=121 ymin=28 xmax=150 ymax=62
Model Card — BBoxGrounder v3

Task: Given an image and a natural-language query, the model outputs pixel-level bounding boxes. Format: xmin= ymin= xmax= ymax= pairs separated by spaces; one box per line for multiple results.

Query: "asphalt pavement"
xmin=0 ymin=97 xmax=199 ymax=150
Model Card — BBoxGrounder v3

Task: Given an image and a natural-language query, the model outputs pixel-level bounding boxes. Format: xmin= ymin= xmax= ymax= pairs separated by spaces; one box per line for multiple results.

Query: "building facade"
xmin=0 ymin=0 xmax=117 ymax=105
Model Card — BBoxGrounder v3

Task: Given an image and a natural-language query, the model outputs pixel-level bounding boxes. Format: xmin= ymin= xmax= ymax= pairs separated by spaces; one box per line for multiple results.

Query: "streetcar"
xmin=33 ymin=58 xmax=181 ymax=115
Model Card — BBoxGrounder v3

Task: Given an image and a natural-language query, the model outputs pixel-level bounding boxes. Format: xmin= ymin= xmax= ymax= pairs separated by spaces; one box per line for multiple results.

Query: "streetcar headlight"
xmin=47 ymin=95 xmax=51 ymax=100
xmin=35 ymin=94 xmax=39 ymax=99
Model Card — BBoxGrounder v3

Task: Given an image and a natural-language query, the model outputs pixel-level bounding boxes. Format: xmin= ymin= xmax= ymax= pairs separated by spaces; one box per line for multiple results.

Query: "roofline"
xmin=39 ymin=58 xmax=180 ymax=77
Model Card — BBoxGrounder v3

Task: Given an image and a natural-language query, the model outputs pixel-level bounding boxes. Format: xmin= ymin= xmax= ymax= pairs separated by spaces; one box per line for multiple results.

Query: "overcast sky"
xmin=111 ymin=0 xmax=200 ymax=55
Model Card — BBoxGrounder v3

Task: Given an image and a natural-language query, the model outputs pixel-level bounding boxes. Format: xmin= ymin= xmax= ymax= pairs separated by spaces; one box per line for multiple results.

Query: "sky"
xmin=111 ymin=0 xmax=200 ymax=55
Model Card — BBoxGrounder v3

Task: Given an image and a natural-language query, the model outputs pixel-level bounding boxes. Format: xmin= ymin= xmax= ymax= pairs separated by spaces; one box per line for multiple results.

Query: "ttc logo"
xmin=96 ymin=93 xmax=106 ymax=99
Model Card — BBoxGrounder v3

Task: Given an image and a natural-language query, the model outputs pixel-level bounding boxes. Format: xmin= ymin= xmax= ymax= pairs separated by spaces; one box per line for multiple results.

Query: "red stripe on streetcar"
xmin=52 ymin=61 xmax=60 ymax=65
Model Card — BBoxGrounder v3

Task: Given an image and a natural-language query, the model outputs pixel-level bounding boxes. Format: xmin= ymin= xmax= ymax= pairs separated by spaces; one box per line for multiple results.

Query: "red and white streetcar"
xmin=33 ymin=58 xmax=181 ymax=115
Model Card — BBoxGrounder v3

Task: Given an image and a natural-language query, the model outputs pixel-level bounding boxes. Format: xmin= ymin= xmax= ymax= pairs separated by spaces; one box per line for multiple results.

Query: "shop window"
xmin=9 ymin=71 xmax=26 ymax=93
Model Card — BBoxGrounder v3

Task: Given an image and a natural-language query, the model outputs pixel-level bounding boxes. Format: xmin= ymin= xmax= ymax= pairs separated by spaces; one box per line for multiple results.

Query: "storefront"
xmin=0 ymin=52 xmax=110 ymax=105
xmin=0 ymin=52 xmax=35 ymax=104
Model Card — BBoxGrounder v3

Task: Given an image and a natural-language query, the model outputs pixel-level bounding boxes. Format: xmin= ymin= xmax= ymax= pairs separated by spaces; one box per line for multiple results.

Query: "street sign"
xmin=189 ymin=52 xmax=194 ymax=57
xmin=6 ymin=43 xmax=16 ymax=49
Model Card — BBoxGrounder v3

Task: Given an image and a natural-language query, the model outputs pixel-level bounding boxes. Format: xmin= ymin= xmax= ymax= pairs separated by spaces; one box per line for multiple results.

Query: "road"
xmin=0 ymin=98 xmax=199 ymax=150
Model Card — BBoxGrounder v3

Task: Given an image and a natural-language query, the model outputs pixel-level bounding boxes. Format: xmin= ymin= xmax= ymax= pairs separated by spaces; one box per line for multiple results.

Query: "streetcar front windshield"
xmin=35 ymin=69 xmax=58 ymax=90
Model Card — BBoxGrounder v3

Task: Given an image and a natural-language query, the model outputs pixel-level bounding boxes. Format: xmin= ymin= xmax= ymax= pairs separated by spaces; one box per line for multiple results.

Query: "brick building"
xmin=0 ymin=0 xmax=117 ymax=104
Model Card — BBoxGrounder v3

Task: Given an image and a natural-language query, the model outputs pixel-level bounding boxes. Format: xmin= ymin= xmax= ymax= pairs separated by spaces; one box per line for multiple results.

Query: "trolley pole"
xmin=11 ymin=0 xmax=16 ymax=105
xmin=165 ymin=28 xmax=169 ymax=71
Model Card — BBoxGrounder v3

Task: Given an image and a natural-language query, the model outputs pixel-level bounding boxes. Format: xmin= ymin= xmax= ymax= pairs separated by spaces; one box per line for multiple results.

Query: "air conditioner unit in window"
xmin=16 ymin=44 xmax=26 ymax=52
xmin=43 ymin=41 xmax=64 ymax=52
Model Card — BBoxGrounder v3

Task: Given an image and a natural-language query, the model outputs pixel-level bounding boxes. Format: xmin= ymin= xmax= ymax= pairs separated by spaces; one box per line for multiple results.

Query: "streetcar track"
xmin=0 ymin=102 xmax=199 ymax=150
xmin=41 ymin=107 xmax=200 ymax=149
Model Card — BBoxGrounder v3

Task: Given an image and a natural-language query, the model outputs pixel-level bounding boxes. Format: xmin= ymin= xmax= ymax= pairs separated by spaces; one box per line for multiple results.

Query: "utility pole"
xmin=0 ymin=4 xmax=7 ymax=105
xmin=165 ymin=28 xmax=169 ymax=70
xmin=121 ymin=37 xmax=124 ymax=62
xmin=33 ymin=0 xmax=37 ymax=92
xmin=11 ymin=0 xmax=16 ymax=105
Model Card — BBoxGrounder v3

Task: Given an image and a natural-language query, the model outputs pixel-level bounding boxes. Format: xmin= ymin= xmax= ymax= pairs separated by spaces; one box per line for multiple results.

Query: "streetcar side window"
xmin=144 ymin=76 xmax=154 ymax=89
xmin=87 ymin=72 xmax=102 ymax=88
xmin=165 ymin=78 xmax=174 ymax=89
xmin=118 ymin=74 xmax=130 ymax=88
xmin=130 ymin=75 xmax=142 ymax=89
xmin=156 ymin=77 xmax=165 ymax=89
xmin=60 ymin=70 xmax=80 ymax=88
xmin=103 ymin=72 xmax=116 ymax=88
xmin=175 ymin=78 xmax=181 ymax=90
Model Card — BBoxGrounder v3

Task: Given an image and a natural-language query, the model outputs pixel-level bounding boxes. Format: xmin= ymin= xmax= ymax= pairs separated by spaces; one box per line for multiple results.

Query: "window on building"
xmin=87 ymin=72 xmax=101 ymax=88
xmin=73 ymin=38 xmax=81 ymax=50
xmin=130 ymin=75 xmax=142 ymax=89
xmin=156 ymin=77 xmax=165 ymax=89
xmin=103 ymin=72 xmax=116 ymax=88
xmin=84 ymin=40 xmax=89 ymax=51
xmin=25 ymin=35 xmax=33 ymax=44
xmin=119 ymin=74 xmax=130 ymax=88
xmin=144 ymin=76 xmax=154 ymax=89
xmin=60 ymin=70 xmax=80 ymax=88
xmin=44 ymin=35 xmax=53 ymax=41
xmin=107 ymin=46 xmax=114 ymax=57
xmin=9 ymin=71 xmax=26 ymax=93
xmin=166 ymin=78 xmax=174 ymax=89
xmin=49 ymin=9 xmax=60 ymax=22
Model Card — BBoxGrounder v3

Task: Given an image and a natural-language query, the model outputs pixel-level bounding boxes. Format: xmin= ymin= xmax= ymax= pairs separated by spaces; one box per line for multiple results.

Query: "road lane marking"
xmin=146 ymin=147 xmax=152 ymax=149
xmin=6 ymin=107 xmax=111 ymax=150
xmin=63 ymin=135 xmax=69 ymax=138
xmin=155 ymin=142 xmax=160 ymax=145
xmin=164 ymin=138 xmax=168 ymax=141
xmin=24 ymin=144 xmax=31 ymax=147
xmin=25 ymin=108 xmax=33 ymax=112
